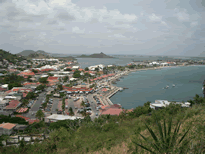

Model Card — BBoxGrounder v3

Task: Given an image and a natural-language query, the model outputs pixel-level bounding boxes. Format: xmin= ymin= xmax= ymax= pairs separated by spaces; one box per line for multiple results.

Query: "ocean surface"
xmin=109 ymin=65 xmax=205 ymax=109
xmin=76 ymin=56 xmax=190 ymax=69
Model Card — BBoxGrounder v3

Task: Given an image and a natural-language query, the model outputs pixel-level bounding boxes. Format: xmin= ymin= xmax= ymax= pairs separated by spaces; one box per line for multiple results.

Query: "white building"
xmin=160 ymin=62 xmax=169 ymax=67
xmin=72 ymin=66 xmax=80 ymax=69
xmin=40 ymin=65 xmax=59 ymax=71
xmin=46 ymin=114 xmax=84 ymax=122
xmin=150 ymin=100 xmax=190 ymax=110
xmin=69 ymin=78 xmax=77 ymax=81
xmin=88 ymin=64 xmax=105 ymax=71
xmin=32 ymin=59 xmax=59 ymax=62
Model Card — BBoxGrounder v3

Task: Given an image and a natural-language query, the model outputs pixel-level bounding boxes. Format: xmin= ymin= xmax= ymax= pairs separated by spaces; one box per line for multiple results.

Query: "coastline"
xmin=102 ymin=64 xmax=204 ymax=108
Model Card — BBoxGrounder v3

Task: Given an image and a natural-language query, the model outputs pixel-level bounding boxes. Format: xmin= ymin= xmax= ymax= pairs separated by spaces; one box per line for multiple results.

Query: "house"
xmin=46 ymin=114 xmax=84 ymax=122
xmin=150 ymin=100 xmax=190 ymax=110
xmin=47 ymin=76 xmax=59 ymax=86
xmin=0 ymin=123 xmax=16 ymax=135
xmin=100 ymin=104 xmax=123 ymax=116
xmin=0 ymin=99 xmax=9 ymax=111
xmin=72 ymin=66 xmax=80 ymax=70
xmin=4 ymin=100 xmax=21 ymax=111
xmin=160 ymin=62 xmax=169 ymax=67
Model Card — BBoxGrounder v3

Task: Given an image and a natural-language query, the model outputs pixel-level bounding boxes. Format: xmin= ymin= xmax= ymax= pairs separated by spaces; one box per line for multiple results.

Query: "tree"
xmin=80 ymin=109 xmax=87 ymax=117
xmin=73 ymin=70 xmax=81 ymax=78
xmin=95 ymin=67 xmax=99 ymax=72
xmin=32 ymin=69 xmax=38 ymax=73
xmin=81 ymin=101 xmax=86 ymax=108
xmin=36 ymin=84 xmax=46 ymax=91
xmin=26 ymin=92 xmax=36 ymax=99
xmin=35 ymin=110 xmax=45 ymax=120
xmin=57 ymin=84 xmax=63 ymax=91
xmin=85 ymin=67 xmax=89 ymax=71
xmin=42 ymin=103 xmax=47 ymax=110
xmin=64 ymin=76 xmax=69 ymax=82
xmin=69 ymin=107 xmax=74 ymax=116
xmin=64 ymin=68 xmax=72 ymax=71
xmin=132 ymin=116 xmax=191 ymax=154
xmin=39 ymin=77 xmax=48 ymax=84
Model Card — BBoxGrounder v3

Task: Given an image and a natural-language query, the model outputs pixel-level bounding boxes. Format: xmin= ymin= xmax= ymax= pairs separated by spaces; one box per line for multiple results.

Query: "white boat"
xmin=172 ymin=84 xmax=175 ymax=87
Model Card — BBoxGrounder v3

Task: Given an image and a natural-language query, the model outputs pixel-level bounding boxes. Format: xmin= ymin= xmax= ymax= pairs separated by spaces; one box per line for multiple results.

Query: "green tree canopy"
xmin=69 ymin=107 xmax=74 ymax=116
xmin=39 ymin=77 xmax=48 ymax=84
xmin=35 ymin=110 xmax=45 ymax=120
xmin=85 ymin=67 xmax=89 ymax=71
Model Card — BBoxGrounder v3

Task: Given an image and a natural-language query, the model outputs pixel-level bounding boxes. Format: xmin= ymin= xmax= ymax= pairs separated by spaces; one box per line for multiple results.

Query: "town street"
xmin=87 ymin=94 xmax=98 ymax=121
xmin=30 ymin=92 xmax=45 ymax=112
xmin=51 ymin=98 xmax=60 ymax=114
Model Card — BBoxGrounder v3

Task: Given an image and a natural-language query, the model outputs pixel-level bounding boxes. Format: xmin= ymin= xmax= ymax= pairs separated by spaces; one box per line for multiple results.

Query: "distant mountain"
xmin=0 ymin=49 xmax=28 ymax=65
xmin=17 ymin=50 xmax=35 ymax=56
xmin=199 ymin=51 xmax=205 ymax=57
xmin=18 ymin=50 xmax=50 ymax=57
xmin=77 ymin=52 xmax=113 ymax=58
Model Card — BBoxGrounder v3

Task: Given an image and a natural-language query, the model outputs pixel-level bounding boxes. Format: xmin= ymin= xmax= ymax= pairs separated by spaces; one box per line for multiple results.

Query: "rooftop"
xmin=0 ymin=123 xmax=16 ymax=130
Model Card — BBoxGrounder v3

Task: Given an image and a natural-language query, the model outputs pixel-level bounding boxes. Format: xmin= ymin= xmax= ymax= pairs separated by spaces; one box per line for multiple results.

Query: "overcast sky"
xmin=0 ymin=0 xmax=205 ymax=56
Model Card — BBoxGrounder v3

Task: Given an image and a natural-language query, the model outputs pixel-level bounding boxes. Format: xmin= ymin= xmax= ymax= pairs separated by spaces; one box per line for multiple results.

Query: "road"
xmin=51 ymin=98 xmax=60 ymax=114
xmin=65 ymin=98 xmax=76 ymax=114
xmin=30 ymin=92 xmax=46 ymax=112
xmin=87 ymin=94 xmax=99 ymax=121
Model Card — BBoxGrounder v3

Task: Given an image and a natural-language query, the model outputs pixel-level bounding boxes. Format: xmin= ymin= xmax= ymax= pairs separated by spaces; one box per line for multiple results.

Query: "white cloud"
xmin=175 ymin=9 xmax=190 ymax=21
xmin=72 ymin=26 xmax=85 ymax=34
xmin=190 ymin=21 xmax=198 ymax=27
xmin=148 ymin=13 xmax=167 ymax=26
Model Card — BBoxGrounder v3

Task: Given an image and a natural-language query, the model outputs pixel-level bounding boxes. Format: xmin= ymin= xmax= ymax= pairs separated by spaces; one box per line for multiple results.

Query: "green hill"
xmin=17 ymin=50 xmax=36 ymax=56
xmin=78 ymin=52 xmax=113 ymax=58
xmin=0 ymin=94 xmax=204 ymax=154
xmin=0 ymin=49 xmax=27 ymax=64
xmin=18 ymin=50 xmax=50 ymax=57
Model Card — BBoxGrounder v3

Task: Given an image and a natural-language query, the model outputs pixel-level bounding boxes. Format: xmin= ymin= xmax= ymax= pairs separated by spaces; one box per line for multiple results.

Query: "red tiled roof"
xmin=102 ymin=88 xmax=107 ymax=92
xmin=0 ymin=87 xmax=7 ymax=91
xmin=16 ymin=115 xmax=30 ymax=120
xmin=101 ymin=108 xmax=123 ymax=116
xmin=16 ymin=108 xmax=28 ymax=113
xmin=0 ymin=123 xmax=16 ymax=130
xmin=78 ymin=68 xmax=84 ymax=71
xmin=6 ymin=100 xmax=20 ymax=109
xmin=23 ymin=82 xmax=41 ymax=86
xmin=41 ymin=69 xmax=54 ymax=72
xmin=27 ymin=119 xmax=40 ymax=124
xmin=47 ymin=76 xmax=58 ymax=80
xmin=18 ymin=72 xmax=35 ymax=76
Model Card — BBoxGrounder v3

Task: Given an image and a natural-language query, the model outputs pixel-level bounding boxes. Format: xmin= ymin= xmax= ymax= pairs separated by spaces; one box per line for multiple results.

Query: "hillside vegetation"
xmin=78 ymin=52 xmax=113 ymax=58
xmin=0 ymin=49 xmax=27 ymax=64
xmin=0 ymin=94 xmax=205 ymax=154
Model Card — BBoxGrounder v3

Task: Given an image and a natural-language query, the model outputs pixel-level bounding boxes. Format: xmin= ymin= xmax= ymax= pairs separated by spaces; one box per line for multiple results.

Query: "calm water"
xmin=76 ymin=56 xmax=189 ymax=69
xmin=110 ymin=65 xmax=205 ymax=109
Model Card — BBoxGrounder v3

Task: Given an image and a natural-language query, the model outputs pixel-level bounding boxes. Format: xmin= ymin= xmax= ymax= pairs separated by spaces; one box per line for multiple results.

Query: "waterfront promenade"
xmin=97 ymin=64 xmax=188 ymax=107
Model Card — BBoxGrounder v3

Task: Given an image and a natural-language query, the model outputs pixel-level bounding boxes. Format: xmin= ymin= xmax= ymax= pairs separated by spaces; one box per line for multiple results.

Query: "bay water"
xmin=110 ymin=65 xmax=205 ymax=109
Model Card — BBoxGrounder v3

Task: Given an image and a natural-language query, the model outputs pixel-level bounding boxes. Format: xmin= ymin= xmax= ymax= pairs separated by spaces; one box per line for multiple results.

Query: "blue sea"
xmin=109 ymin=65 xmax=205 ymax=109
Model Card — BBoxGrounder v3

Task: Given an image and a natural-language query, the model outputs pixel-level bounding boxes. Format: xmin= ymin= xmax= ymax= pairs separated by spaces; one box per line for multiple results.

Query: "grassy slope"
xmin=1 ymin=104 xmax=205 ymax=154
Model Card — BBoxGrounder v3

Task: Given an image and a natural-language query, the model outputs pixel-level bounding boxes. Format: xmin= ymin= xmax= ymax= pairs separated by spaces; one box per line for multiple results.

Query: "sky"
xmin=0 ymin=0 xmax=205 ymax=56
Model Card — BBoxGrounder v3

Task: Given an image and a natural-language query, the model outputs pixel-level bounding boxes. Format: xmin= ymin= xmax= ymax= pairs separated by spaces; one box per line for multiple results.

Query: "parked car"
xmin=96 ymin=113 xmax=98 ymax=116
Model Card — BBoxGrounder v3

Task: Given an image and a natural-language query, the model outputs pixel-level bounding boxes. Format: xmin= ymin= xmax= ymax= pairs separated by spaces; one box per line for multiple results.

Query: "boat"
xmin=203 ymin=87 xmax=204 ymax=91
xmin=123 ymin=87 xmax=128 ymax=89
xmin=119 ymin=88 xmax=123 ymax=91
xmin=172 ymin=84 xmax=175 ymax=87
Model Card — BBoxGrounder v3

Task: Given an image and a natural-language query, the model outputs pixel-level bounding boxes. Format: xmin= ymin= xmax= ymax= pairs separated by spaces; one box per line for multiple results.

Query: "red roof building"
xmin=100 ymin=108 xmax=123 ymax=116
xmin=41 ymin=69 xmax=55 ymax=72
xmin=5 ymin=100 xmax=21 ymax=111
xmin=18 ymin=72 xmax=35 ymax=76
